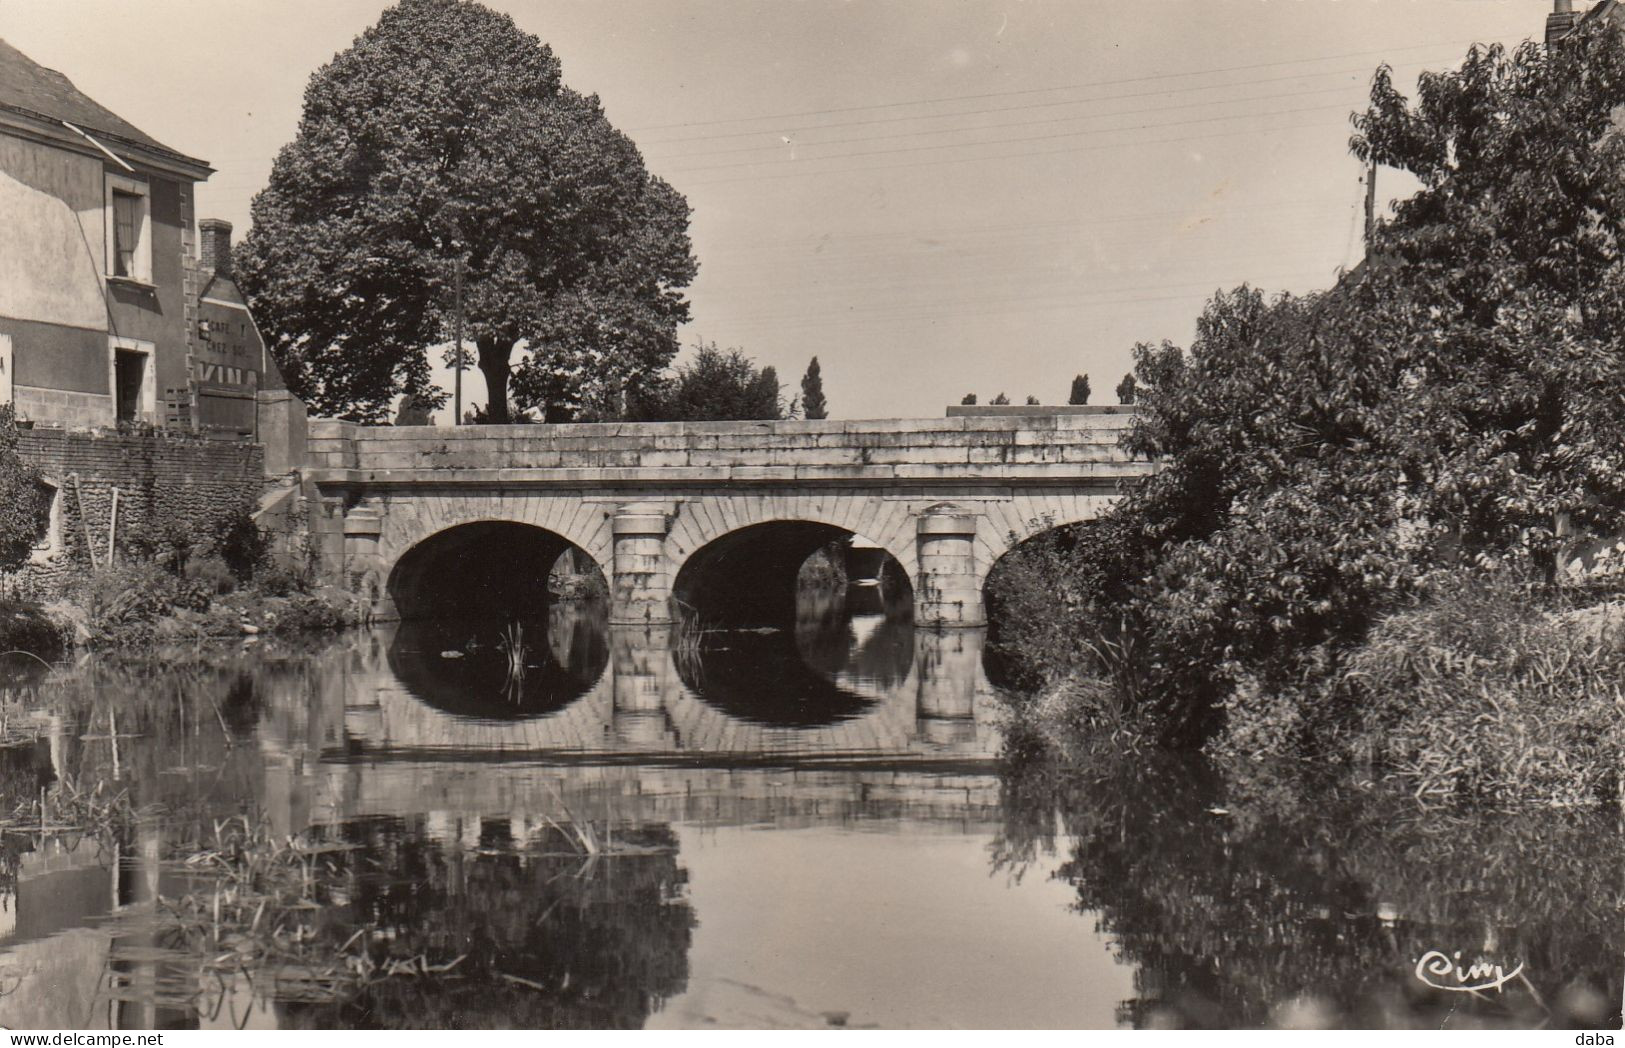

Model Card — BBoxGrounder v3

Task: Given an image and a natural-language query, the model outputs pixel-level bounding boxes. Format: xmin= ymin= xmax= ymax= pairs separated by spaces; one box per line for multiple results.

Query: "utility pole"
xmin=453 ymin=256 xmax=464 ymax=425
xmin=1364 ymin=160 xmax=1377 ymax=261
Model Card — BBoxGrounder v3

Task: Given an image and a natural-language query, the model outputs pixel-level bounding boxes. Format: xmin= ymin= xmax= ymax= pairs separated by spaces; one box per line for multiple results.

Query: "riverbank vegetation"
xmin=992 ymin=741 xmax=1624 ymax=1028
xmin=0 ymin=401 xmax=365 ymax=656
xmin=988 ymin=27 xmax=1625 ymax=807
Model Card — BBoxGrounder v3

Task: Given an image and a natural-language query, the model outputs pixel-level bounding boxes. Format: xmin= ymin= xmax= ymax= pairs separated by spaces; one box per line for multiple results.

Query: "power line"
xmin=640 ymin=55 xmax=1460 ymax=152
xmin=662 ymin=103 xmax=1352 ymax=176
xmin=674 ymin=115 xmax=1343 ymax=188
xmin=627 ymin=36 xmax=1522 ymax=134
xmin=696 ymin=197 xmax=1347 ymax=252
xmin=714 ymin=280 xmax=1340 ymax=333
xmin=708 ymin=264 xmax=1344 ymax=322
xmin=646 ymin=82 xmax=1370 ymax=162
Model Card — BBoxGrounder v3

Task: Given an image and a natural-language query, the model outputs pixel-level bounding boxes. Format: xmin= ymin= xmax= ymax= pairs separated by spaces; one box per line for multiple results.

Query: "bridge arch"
xmin=387 ymin=519 xmax=606 ymax=622
xmin=668 ymin=512 xmax=914 ymax=628
xmin=981 ymin=515 xmax=1109 ymax=688
xmin=982 ymin=512 xmax=1110 ymax=595
xmin=664 ymin=495 xmax=918 ymax=581
xmin=375 ymin=496 xmax=612 ymax=587
xmin=369 ymin=495 xmax=612 ymax=621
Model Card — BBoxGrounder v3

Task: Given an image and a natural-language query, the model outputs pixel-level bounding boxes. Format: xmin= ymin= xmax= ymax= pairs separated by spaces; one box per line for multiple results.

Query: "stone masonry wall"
xmin=7 ymin=428 xmax=263 ymax=597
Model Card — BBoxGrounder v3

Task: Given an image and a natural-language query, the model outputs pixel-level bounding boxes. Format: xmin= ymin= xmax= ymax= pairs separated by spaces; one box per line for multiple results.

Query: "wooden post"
xmin=107 ymin=486 xmax=119 ymax=566
xmin=71 ymin=473 xmax=97 ymax=569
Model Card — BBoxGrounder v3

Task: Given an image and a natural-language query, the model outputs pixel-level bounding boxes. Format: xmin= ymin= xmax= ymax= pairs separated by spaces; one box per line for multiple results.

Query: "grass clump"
xmin=1331 ymin=572 xmax=1625 ymax=807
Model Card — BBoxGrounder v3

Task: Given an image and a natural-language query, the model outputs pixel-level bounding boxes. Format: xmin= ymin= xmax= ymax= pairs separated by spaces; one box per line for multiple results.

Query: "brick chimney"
xmin=1548 ymin=0 xmax=1580 ymax=44
xmin=199 ymin=217 xmax=233 ymax=279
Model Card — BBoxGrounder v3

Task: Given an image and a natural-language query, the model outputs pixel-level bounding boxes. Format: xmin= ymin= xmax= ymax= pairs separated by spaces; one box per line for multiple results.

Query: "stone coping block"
xmin=303 ymin=465 xmax=1139 ymax=489
xmin=313 ymin=411 xmax=1137 ymax=441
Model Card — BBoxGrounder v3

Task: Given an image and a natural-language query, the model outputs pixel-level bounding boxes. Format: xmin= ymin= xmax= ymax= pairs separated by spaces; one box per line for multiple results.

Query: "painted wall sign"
xmin=194 ymin=360 xmax=258 ymax=392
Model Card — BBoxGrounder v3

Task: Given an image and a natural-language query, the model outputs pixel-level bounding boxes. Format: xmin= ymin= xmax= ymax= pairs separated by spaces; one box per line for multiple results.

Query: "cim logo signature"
xmin=1413 ymin=950 xmax=1525 ymax=994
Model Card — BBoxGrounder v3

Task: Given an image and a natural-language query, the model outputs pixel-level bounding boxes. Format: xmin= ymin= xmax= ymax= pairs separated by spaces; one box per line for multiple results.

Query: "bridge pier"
xmin=915 ymin=628 xmax=985 ymax=746
xmin=610 ymin=627 xmax=676 ymax=747
xmin=610 ymin=504 xmax=674 ymax=626
xmin=914 ymin=508 xmax=985 ymax=628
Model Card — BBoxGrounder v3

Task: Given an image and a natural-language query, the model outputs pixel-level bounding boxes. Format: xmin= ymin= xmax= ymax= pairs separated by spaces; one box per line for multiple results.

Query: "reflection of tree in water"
xmin=0 ymin=650 xmax=307 ymax=815
xmin=994 ymin=742 xmax=1625 ymax=1030
xmin=546 ymin=600 xmax=608 ymax=676
xmin=793 ymin=588 xmax=913 ymax=692
xmin=0 ymin=739 xmax=53 ymax=903
xmin=274 ymin=816 xmax=693 ymax=1030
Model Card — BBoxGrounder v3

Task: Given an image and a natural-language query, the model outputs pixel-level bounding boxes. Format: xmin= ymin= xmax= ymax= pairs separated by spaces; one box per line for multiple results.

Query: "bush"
xmin=0 ymin=405 xmax=48 ymax=572
xmin=0 ymin=598 xmax=66 ymax=658
xmin=795 ymin=542 xmax=847 ymax=592
xmin=187 ymin=554 xmax=238 ymax=596
xmin=1333 ymin=571 xmax=1625 ymax=806
xmin=984 ymin=522 xmax=1097 ymax=693
xmin=254 ymin=561 xmax=310 ymax=598
xmin=210 ymin=498 xmax=269 ymax=582
xmin=65 ymin=562 xmax=212 ymax=643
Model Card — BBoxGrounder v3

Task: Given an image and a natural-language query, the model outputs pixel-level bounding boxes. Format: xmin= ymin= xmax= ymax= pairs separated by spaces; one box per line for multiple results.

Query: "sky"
xmin=0 ymin=0 xmax=1545 ymax=421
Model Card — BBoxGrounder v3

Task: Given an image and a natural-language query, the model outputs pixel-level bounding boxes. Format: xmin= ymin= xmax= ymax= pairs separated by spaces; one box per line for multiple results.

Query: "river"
xmin=0 ymin=589 xmax=1618 ymax=1030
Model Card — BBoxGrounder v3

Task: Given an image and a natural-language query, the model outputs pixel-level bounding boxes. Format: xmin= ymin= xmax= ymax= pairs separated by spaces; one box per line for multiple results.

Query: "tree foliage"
xmin=1115 ymin=373 xmax=1137 ymax=404
xmin=799 ymin=356 xmax=828 ymax=419
xmin=236 ymin=0 xmax=696 ymax=423
xmin=1067 ymin=373 xmax=1090 ymax=405
xmin=999 ymin=24 xmax=1625 ymax=748
xmin=627 ymin=342 xmax=785 ymax=422
xmin=960 ymin=393 xmax=977 ymax=405
xmin=990 ymin=392 xmax=1010 ymax=405
xmin=0 ymin=406 xmax=47 ymax=572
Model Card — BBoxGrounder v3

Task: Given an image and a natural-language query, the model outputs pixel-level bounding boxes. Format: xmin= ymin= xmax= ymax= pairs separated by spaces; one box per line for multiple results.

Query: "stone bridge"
xmin=299 ymin=408 xmax=1148 ymax=627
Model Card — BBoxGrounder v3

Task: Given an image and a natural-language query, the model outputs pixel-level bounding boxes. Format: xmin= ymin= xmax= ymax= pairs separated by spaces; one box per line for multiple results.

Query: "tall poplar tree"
xmin=799 ymin=357 xmax=828 ymax=420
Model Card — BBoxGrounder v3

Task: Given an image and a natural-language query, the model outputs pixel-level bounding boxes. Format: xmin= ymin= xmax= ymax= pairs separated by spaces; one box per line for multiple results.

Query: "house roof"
xmin=199 ymin=273 xmax=249 ymax=308
xmin=0 ymin=36 xmax=211 ymax=177
xmin=1579 ymin=0 xmax=1624 ymax=28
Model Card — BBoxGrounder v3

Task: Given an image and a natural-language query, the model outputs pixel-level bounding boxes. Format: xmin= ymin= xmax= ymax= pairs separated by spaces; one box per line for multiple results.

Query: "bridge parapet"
xmin=305 ymin=413 xmax=1139 ymax=484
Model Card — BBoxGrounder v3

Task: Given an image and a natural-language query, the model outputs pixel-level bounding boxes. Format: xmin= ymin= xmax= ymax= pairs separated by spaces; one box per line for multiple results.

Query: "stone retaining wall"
xmin=7 ymin=427 xmax=263 ymax=597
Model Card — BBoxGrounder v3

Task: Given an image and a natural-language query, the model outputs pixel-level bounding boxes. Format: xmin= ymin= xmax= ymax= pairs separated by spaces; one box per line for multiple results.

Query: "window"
xmin=111 ymin=191 xmax=140 ymax=277
xmin=103 ymin=174 xmax=150 ymax=283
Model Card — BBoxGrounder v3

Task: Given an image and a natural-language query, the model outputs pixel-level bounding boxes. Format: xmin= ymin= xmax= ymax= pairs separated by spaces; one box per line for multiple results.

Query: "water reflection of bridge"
xmin=329 ymin=622 xmax=1000 ymax=762
xmin=268 ymin=618 xmax=1001 ymax=833
xmin=243 ymin=619 xmax=1009 ymax=840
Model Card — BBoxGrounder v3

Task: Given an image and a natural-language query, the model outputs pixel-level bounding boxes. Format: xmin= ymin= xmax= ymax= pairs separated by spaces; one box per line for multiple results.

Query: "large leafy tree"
xmin=237 ymin=0 xmax=696 ymax=423
xmin=1000 ymin=22 xmax=1625 ymax=746
xmin=1350 ymin=26 xmax=1625 ymax=567
xmin=1067 ymin=373 xmax=1090 ymax=405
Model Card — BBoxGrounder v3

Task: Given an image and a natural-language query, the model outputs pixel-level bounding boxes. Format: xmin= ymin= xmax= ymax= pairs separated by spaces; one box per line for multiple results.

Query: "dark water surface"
xmin=0 ymin=592 xmax=1618 ymax=1030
